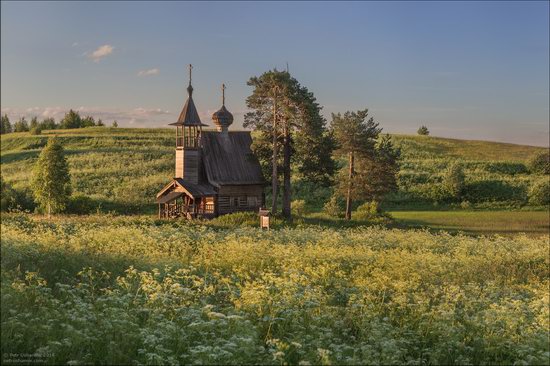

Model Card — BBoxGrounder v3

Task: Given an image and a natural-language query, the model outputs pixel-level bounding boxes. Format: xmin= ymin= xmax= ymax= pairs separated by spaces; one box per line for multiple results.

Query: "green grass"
xmin=390 ymin=210 xmax=550 ymax=236
xmin=1 ymin=213 xmax=548 ymax=365
xmin=1 ymin=127 xmax=548 ymax=214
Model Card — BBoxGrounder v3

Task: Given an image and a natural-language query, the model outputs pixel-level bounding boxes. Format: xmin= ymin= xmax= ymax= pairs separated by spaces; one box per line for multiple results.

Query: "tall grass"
xmin=1 ymin=214 xmax=548 ymax=365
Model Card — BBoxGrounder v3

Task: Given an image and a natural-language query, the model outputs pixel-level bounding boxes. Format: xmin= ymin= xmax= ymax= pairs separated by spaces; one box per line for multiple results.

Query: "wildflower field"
xmin=1 ymin=214 xmax=548 ymax=365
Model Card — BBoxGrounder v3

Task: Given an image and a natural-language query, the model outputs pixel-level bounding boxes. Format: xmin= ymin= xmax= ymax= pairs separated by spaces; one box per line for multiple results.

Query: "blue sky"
xmin=1 ymin=1 xmax=548 ymax=146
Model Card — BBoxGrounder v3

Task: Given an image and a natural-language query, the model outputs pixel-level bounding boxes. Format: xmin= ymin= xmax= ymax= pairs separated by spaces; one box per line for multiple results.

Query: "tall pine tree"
xmin=245 ymin=69 xmax=335 ymax=218
xmin=332 ymin=112 xmax=400 ymax=220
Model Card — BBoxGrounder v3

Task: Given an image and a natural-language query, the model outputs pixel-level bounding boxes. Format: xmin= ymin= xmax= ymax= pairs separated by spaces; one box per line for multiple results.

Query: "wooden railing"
xmin=161 ymin=202 xmax=214 ymax=218
xmin=176 ymin=136 xmax=199 ymax=148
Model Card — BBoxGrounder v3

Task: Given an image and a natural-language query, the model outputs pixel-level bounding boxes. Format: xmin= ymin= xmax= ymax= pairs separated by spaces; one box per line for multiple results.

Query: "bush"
xmin=323 ymin=195 xmax=343 ymax=217
xmin=29 ymin=126 xmax=42 ymax=135
xmin=528 ymin=179 xmax=550 ymax=206
xmin=1 ymin=179 xmax=36 ymax=212
xmin=1 ymin=177 xmax=17 ymax=211
xmin=354 ymin=200 xmax=385 ymax=220
xmin=417 ymin=125 xmax=430 ymax=136
xmin=67 ymin=194 xmax=97 ymax=214
xmin=291 ymin=200 xmax=307 ymax=216
xmin=443 ymin=162 xmax=465 ymax=201
xmin=527 ymin=151 xmax=550 ymax=174
xmin=463 ymin=180 xmax=527 ymax=204
xmin=209 ymin=211 xmax=259 ymax=228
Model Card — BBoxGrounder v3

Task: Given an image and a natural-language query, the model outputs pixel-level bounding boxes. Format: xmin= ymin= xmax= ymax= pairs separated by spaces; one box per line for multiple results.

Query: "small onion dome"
xmin=212 ymin=84 xmax=233 ymax=131
xmin=212 ymin=105 xmax=233 ymax=130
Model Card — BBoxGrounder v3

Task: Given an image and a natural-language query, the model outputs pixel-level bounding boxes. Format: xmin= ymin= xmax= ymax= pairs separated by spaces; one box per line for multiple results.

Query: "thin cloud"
xmin=137 ymin=68 xmax=160 ymax=77
xmin=88 ymin=44 xmax=114 ymax=62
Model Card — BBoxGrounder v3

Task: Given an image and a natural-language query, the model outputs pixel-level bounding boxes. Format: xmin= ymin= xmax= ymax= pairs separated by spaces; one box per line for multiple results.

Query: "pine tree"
xmin=14 ymin=117 xmax=29 ymax=132
xmin=60 ymin=109 xmax=82 ymax=129
xmin=417 ymin=125 xmax=430 ymax=136
xmin=245 ymin=69 xmax=335 ymax=218
xmin=331 ymin=109 xmax=381 ymax=220
xmin=31 ymin=137 xmax=72 ymax=218
xmin=1 ymin=114 xmax=12 ymax=134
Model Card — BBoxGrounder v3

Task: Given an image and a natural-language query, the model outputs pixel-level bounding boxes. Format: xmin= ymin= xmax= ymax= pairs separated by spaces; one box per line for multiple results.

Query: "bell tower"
xmin=169 ymin=65 xmax=207 ymax=184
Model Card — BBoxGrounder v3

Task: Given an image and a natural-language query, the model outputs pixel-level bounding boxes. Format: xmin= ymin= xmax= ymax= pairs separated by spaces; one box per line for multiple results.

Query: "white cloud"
xmin=72 ymin=42 xmax=79 ymax=47
xmin=88 ymin=44 xmax=114 ymax=62
xmin=137 ymin=68 xmax=160 ymax=77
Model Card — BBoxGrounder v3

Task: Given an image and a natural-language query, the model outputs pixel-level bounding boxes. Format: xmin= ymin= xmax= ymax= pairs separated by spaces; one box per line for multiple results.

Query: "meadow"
xmin=1 ymin=214 xmax=549 ymax=365
xmin=1 ymin=128 xmax=547 ymax=216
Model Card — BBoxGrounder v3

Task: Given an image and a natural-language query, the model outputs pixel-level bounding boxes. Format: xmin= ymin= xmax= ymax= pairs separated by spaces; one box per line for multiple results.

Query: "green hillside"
xmin=1 ymin=127 xmax=547 ymax=214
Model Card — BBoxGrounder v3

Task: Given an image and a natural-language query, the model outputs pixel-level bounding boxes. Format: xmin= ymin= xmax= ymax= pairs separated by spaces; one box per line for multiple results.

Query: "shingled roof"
xmin=201 ymin=131 xmax=266 ymax=187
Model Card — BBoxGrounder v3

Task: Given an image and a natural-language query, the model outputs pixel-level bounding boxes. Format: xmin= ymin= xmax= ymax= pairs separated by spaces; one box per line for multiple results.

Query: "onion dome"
xmin=212 ymin=84 xmax=233 ymax=132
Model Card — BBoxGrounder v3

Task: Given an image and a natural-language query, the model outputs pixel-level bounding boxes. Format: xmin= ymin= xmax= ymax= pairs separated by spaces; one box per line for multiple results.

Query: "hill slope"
xmin=1 ymin=128 xmax=547 ymax=213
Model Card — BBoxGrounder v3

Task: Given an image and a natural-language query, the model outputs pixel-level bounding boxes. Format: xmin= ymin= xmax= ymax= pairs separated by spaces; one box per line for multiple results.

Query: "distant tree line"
xmin=0 ymin=109 xmax=109 ymax=135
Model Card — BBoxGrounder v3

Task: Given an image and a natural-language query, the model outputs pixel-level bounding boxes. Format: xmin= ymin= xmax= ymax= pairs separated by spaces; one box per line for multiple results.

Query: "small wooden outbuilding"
xmin=156 ymin=66 xmax=266 ymax=219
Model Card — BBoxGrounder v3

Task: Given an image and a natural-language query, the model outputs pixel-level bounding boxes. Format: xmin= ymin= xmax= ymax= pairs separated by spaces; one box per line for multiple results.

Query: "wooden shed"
xmin=156 ymin=67 xmax=266 ymax=219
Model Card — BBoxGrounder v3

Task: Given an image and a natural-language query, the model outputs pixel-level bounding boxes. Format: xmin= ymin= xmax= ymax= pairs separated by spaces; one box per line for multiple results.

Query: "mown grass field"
xmin=1 ymin=214 xmax=548 ymax=365
xmin=390 ymin=210 xmax=549 ymax=236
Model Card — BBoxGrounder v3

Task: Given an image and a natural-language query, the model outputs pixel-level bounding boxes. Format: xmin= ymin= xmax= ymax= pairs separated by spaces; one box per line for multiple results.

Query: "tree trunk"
xmin=345 ymin=151 xmax=354 ymax=220
xmin=271 ymin=90 xmax=278 ymax=215
xmin=282 ymin=121 xmax=291 ymax=220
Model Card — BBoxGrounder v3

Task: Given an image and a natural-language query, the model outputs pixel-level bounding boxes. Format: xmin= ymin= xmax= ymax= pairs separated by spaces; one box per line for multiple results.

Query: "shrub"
xmin=527 ymin=151 xmax=550 ymax=174
xmin=0 ymin=177 xmax=17 ymax=211
xmin=528 ymin=179 xmax=550 ymax=206
xmin=29 ymin=126 xmax=42 ymax=135
xmin=463 ymin=180 xmax=527 ymax=204
xmin=354 ymin=200 xmax=385 ymax=220
xmin=443 ymin=162 xmax=465 ymax=201
xmin=323 ymin=195 xmax=343 ymax=217
xmin=209 ymin=211 xmax=259 ymax=228
xmin=291 ymin=200 xmax=307 ymax=217
xmin=417 ymin=125 xmax=430 ymax=136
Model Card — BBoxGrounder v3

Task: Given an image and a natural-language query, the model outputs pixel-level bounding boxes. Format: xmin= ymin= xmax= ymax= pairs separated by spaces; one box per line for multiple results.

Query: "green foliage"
xmin=527 ymin=151 xmax=550 ymax=174
xmin=1 ymin=215 xmax=548 ymax=365
xmin=209 ymin=211 xmax=259 ymax=227
xmin=353 ymin=200 xmax=390 ymax=222
xmin=39 ymin=117 xmax=57 ymax=131
xmin=291 ymin=199 xmax=307 ymax=216
xmin=31 ymin=138 xmax=72 ymax=215
xmin=29 ymin=125 xmax=42 ymax=135
xmin=80 ymin=116 xmax=96 ymax=128
xmin=13 ymin=117 xmax=29 ymax=132
xmin=0 ymin=178 xmax=35 ymax=212
xmin=528 ymin=179 xmax=550 ymax=206
xmin=442 ymin=162 xmax=465 ymax=201
xmin=417 ymin=125 xmax=430 ymax=135
xmin=463 ymin=180 xmax=527 ymax=204
xmin=323 ymin=195 xmax=343 ymax=217
xmin=59 ymin=109 xmax=82 ymax=129
xmin=1 ymin=114 xmax=12 ymax=134
xmin=112 ymin=120 xmax=118 ymax=128
xmin=0 ymin=177 xmax=17 ymax=211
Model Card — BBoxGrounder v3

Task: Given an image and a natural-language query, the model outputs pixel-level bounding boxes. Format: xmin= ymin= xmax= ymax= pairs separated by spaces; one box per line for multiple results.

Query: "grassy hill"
xmin=1 ymin=127 xmax=547 ymax=214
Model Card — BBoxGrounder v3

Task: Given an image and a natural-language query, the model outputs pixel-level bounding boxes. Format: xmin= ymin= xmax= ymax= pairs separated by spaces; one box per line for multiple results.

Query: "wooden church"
xmin=156 ymin=66 xmax=265 ymax=219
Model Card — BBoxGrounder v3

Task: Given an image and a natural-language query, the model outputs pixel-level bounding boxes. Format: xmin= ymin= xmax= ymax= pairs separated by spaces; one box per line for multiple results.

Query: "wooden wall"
xmin=175 ymin=148 xmax=200 ymax=183
xmin=217 ymin=185 xmax=264 ymax=215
